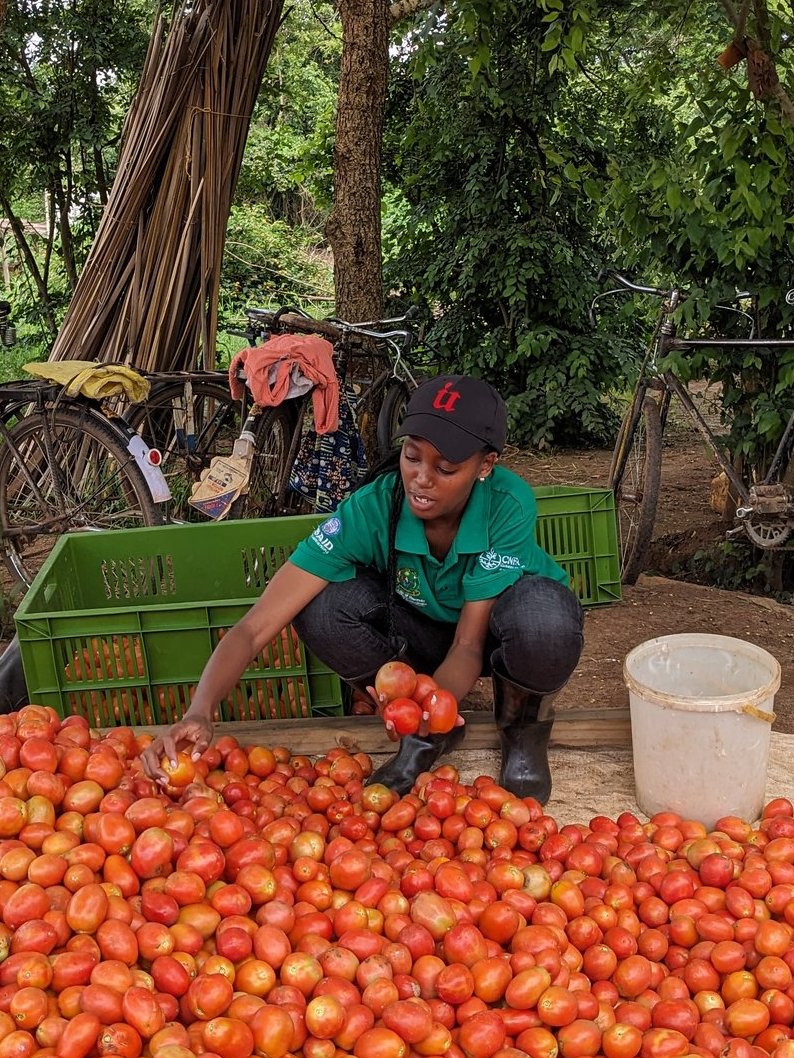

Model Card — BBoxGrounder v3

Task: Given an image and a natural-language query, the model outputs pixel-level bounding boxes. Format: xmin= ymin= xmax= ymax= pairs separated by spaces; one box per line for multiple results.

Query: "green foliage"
xmin=687 ymin=541 xmax=793 ymax=601
xmin=218 ymin=204 xmax=333 ymax=345
xmin=384 ymin=0 xmax=620 ymax=449
xmin=0 ymin=0 xmax=151 ymax=229
xmin=602 ymin=1 xmax=794 ymax=474
xmin=235 ymin=0 xmax=339 ymax=220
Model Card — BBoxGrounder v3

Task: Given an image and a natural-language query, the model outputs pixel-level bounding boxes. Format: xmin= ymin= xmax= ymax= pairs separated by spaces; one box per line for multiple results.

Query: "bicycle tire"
xmin=229 ymin=404 xmax=308 ymax=520
xmin=376 ymin=380 xmax=412 ymax=459
xmin=609 ymin=396 xmax=662 ymax=585
xmin=125 ymin=378 xmax=240 ymax=522
xmin=0 ymin=406 xmax=161 ymax=586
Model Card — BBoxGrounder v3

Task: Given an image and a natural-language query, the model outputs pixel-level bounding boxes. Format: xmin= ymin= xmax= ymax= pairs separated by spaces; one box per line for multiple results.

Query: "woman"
xmin=141 ymin=375 xmax=584 ymax=801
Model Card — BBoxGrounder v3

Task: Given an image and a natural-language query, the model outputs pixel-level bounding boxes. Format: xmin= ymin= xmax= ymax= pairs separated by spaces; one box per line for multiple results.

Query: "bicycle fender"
xmin=126 ymin=433 xmax=172 ymax=504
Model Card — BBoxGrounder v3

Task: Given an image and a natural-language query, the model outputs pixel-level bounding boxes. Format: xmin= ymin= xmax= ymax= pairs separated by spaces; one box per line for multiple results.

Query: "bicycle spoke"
xmin=127 ymin=380 xmax=240 ymax=522
xmin=0 ymin=409 xmax=158 ymax=585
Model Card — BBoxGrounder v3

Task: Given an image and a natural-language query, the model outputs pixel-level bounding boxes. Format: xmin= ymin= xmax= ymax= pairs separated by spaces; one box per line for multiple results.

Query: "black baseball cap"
xmin=395 ymin=375 xmax=507 ymax=463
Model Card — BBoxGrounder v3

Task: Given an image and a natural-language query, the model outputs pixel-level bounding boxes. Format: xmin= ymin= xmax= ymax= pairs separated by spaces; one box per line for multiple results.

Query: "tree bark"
xmin=718 ymin=0 xmax=794 ymax=125
xmin=326 ymin=0 xmax=388 ymax=322
xmin=389 ymin=0 xmax=436 ymax=24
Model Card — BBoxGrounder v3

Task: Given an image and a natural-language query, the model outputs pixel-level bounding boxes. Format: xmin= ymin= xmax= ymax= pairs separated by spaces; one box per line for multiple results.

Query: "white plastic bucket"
xmin=624 ymin=633 xmax=781 ymax=829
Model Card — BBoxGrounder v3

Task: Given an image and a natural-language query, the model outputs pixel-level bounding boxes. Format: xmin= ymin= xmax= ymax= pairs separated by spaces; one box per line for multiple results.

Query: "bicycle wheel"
xmin=126 ymin=378 xmax=240 ymax=521
xmin=229 ymin=404 xmax=308 ymax=519
xmin=609 ymin=396 xmax=662 ymax=585
xmin=376 ymin=380 xmax=412 ymax=459
xmin=0 ymin=407 xmax=161 ymax=586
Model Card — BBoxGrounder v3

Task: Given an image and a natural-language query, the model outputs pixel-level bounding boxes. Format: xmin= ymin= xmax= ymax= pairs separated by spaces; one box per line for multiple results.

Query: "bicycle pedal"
xmin=748 ymin=483 xmax=788 ymax=515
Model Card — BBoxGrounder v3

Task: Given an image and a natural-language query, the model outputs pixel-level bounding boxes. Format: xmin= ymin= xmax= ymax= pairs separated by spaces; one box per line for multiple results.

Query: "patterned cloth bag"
xmin=289 ymin=390 xmax=368 ymax=512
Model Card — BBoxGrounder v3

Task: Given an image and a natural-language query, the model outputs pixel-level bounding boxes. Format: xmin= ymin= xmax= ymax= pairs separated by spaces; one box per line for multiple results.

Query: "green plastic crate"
xmin=14 ymin=486 xmax=619 ymax=724
xmin=14 ymin=515 xmax=344 ymax=724
xmin=534 ymin=485 xmax=621 ymax=607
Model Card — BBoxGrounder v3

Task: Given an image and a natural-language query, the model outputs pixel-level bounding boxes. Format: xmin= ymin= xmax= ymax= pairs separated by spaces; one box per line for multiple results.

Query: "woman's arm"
xmin=432 ymin=598 xmax=496 ymax=704
xmin=189 ymin=561 xmax=329 ymax=719
xmin=141 ymin=561 xmax=329 ymax=779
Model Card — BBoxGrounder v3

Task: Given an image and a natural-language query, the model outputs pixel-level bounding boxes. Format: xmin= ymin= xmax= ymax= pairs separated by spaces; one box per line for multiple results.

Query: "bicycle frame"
xmin=601 ymin=271 xmax=794 ymax=575
xmin=646 ymin=313 xmax=794 ymax=506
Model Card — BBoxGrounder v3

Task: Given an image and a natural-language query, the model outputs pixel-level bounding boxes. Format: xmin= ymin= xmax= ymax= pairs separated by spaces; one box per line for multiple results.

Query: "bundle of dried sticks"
xmin=50 ymin=0 xmax=284 ymax=371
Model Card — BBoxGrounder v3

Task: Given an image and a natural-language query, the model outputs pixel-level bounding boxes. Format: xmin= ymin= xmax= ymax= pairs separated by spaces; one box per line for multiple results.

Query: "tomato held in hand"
xmin=412 ymin=673 xmax=438 ymax=705
xmin=159 ymin=752 xmax=196 ymax=788
xmin=382 ymin=697 xmax=422 ymax=736
xmin=425 ymin=689 xmax=458 ymax=734
xmin=374 ymin=661 xmax=417 ymax=702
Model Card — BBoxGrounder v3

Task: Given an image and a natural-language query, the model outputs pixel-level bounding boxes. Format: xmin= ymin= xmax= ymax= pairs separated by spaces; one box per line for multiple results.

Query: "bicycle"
xmin=124 ymin=308 xmax=420 ymax=523
xmin=219 ymin=306 xmax=420 ymax=520
xmin=0 ymin=378 xmax=168 ymax=586
xmin=124 ymin=371 xmax=242 ymax=522
xmin=594 ymin=271 xmax=794 ymax=584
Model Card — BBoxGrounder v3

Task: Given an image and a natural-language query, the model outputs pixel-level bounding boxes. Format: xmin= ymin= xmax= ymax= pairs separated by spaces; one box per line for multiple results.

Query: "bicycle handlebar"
xmin=234 ymin=306 xmax=418 ymax=352
xmin=589 ymin=269 xmax=765 ymax=326
xmin=597 ymin=270 xmax=671 ymax=297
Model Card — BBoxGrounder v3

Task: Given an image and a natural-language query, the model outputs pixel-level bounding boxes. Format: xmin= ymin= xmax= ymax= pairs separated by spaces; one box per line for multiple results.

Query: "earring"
xmin=478 ymin=476 xmax=486 ymax=482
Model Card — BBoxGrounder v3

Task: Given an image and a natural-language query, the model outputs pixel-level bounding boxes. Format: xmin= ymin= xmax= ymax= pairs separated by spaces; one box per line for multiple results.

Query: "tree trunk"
xmin=0 ymin=195 xmax=57 ymax=334
xmin=326 ymin=0 xmax=388 ymax=323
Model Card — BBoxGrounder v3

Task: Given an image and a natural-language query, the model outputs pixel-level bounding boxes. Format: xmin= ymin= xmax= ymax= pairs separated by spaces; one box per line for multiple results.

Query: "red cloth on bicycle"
xmin=228 ymin=334 xmax=339 ymax=433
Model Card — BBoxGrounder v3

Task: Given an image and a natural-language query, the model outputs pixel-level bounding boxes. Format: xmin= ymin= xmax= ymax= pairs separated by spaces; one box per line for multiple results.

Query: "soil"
xmin=495 ymin=427 xmax=794 ymax=733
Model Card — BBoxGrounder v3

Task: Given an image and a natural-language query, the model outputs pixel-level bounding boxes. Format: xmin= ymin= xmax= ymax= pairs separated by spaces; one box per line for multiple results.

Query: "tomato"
xmin=185 ymin=974 xmax=234 ymax=1020
xmin=249 ymin=1005 xmax=293 ymax=1058
xmin=353 ymin=1026 xmax=408 ymax=1058
xmin=375 ymin=662 xmax=417 ymax=702
xmin=424 ymin=690 xmax=458 ymax=734
xmin=602 ymin=1022 xmax=643 ymax=1058
xmin=201 ymin=1018 xmax=254 ymax=1058
xmin=457 ymin=1010 xmax=506 ymax=1058
xmin=412 ymin=674 xmax=438 ymax=704
xmin=557 ymin=1019 xmax=602 ymax=1058
xmin=382 ymin=699 xmax=422 ymax=736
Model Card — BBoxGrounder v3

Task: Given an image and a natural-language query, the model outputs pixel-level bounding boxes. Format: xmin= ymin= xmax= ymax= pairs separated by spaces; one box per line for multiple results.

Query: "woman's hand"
xmin=140 ymin=712 xmax=214 ymax=784
xmin=365 ymin=685 xmax=400 ymax=743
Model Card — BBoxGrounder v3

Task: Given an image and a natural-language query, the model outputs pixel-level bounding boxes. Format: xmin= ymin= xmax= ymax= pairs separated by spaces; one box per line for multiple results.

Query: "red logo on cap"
xmin=432 ymin=382 xmax=461 ymax=413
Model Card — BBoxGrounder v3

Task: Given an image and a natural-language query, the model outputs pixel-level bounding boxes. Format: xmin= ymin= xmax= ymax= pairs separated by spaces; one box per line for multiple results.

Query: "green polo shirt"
xmin=289 ymin=466 xmax=568 ymax=624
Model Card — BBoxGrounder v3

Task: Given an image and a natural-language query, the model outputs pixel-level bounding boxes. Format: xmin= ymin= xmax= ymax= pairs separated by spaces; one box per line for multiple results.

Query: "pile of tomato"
xmin=0 ymin=705 xmax=794 ymax=1058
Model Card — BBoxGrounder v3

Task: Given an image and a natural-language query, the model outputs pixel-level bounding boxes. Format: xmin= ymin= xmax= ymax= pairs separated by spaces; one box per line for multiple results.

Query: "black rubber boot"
xmin=492 ymin=663 xmax=562 ymax=804
xmin=0 ymin=637 xmax=28 ymax=715
xmin=366 ymin=726 xmax=466 ymax=796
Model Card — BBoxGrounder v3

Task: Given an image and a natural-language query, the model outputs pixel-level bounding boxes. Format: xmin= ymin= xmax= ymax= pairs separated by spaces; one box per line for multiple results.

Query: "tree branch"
xmin=717 ymin=0 xmax=794 ymax=126
xmin=388 ymin=0 xmax=437 ymax=26
xmin=718 ymin=0 xmax=739 ymax=24
xmin=736 ymin=0 xmax=752 ymax=38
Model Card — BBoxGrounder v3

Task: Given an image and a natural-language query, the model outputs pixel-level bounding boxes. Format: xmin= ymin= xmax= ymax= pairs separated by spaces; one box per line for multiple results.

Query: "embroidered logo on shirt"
xmin=396 ymin=567 xmax=426 ymax=607
xmin=478 ymin=548 xmax=523 ymax=572
xmin=320 ymin=517 xmax=342 ymax=536
xmin=310 ymin=526 xmax=334 ymax=553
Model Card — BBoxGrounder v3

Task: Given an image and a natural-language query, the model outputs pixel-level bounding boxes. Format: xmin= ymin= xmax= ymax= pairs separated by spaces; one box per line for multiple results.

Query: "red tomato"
xmin=159 ymin=753 xmax=196 ymax=789
xmin=374 ymin=662 xmax=417 ymax=702
xmin=412 ymin=674 xmax=438 ymax=704
xmin=424 ymin=689 xmax=458 ymax=734
xmin=382 ymin=698 xmax=422 ymax=736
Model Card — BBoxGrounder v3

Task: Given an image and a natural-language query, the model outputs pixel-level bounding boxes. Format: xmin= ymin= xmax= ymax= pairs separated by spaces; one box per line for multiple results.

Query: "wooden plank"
xmin=112 ymin=707 xmax=632 ymax=753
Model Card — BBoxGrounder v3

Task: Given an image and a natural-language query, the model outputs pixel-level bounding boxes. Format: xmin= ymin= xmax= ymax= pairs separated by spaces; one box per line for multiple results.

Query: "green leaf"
xmin=666 ymin=183 xmax=682 ymax=210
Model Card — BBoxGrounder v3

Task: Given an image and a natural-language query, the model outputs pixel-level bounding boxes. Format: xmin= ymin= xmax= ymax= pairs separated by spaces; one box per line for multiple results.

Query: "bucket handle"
xmin=742 ymin=704 xmax=776 ymax=724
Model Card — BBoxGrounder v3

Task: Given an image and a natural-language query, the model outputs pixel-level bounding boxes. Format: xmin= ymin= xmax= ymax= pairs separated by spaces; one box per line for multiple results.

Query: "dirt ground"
xmin=496 ymin=432 xmax=794 ymax=732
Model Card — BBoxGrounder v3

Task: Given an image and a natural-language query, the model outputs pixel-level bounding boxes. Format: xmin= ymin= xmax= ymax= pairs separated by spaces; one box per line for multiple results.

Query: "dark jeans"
xmin=293 ymin=571 xmax=584 ymax=695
